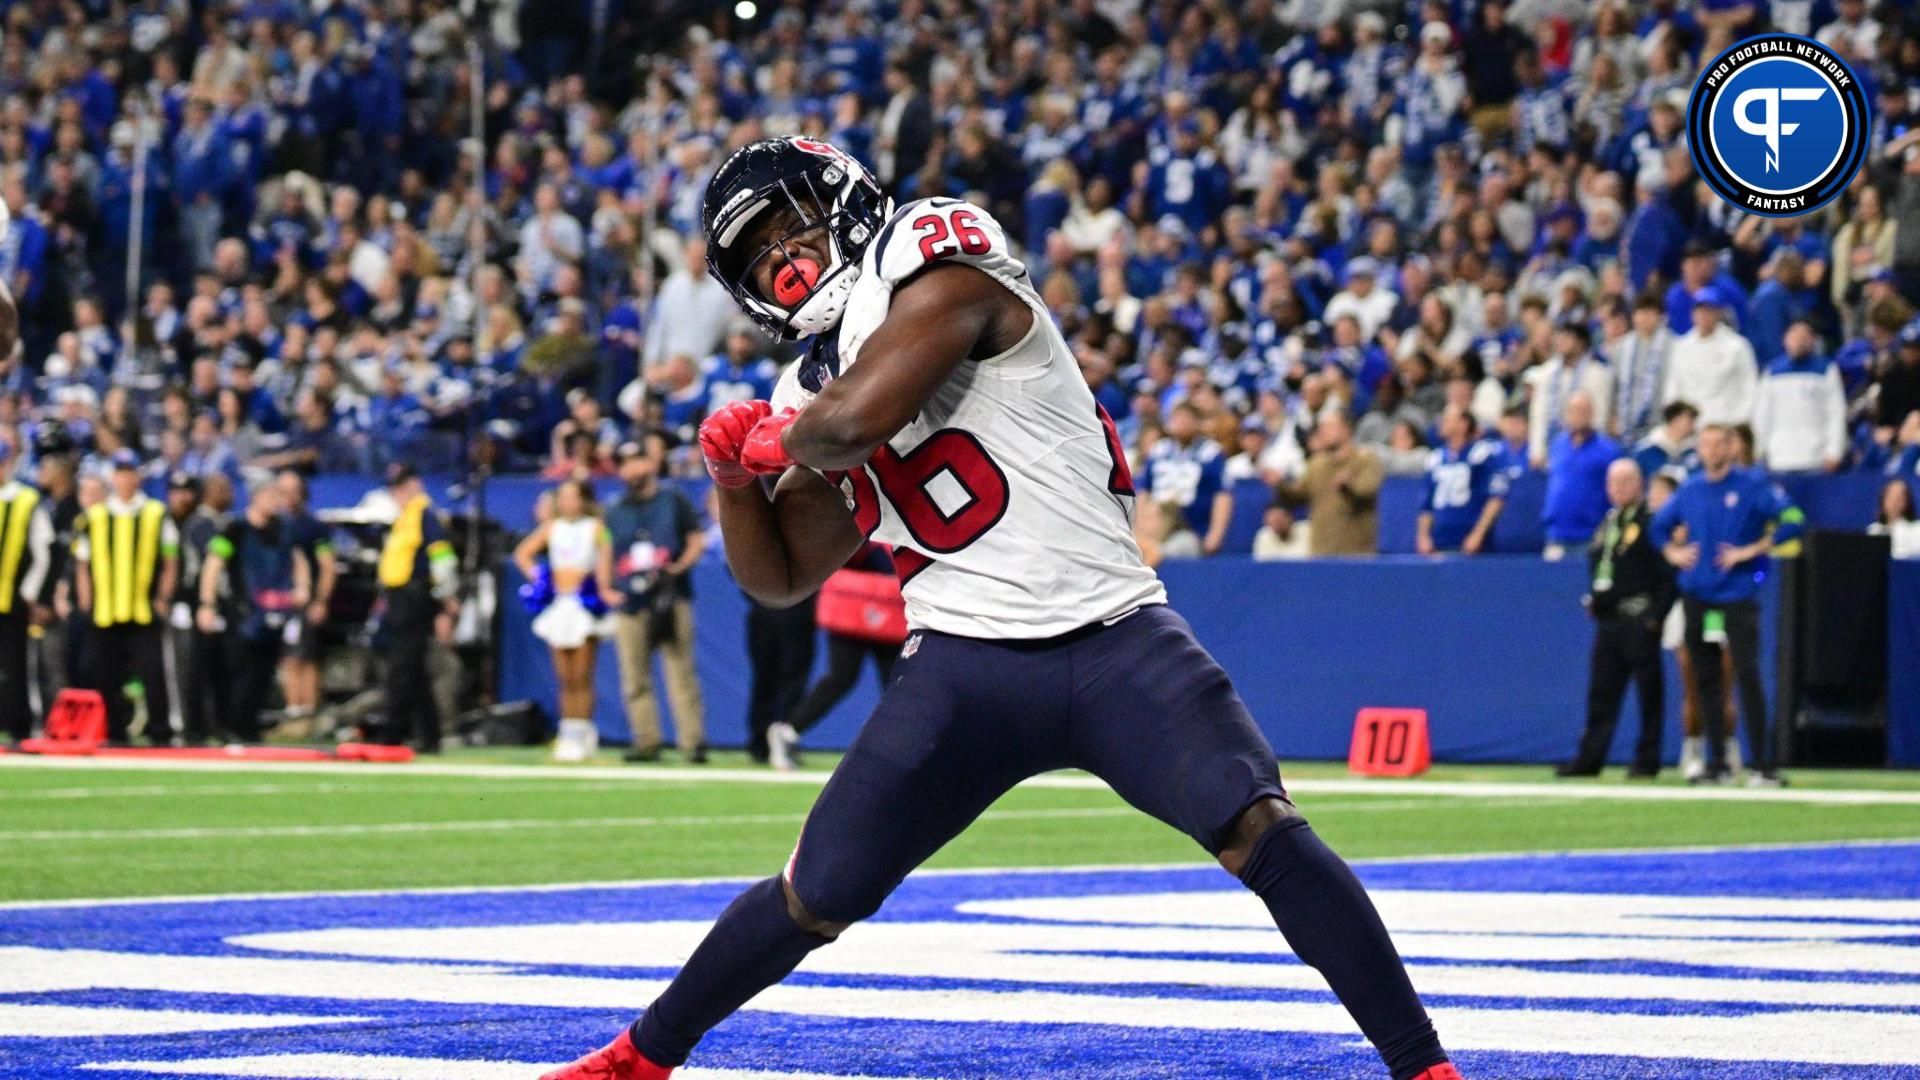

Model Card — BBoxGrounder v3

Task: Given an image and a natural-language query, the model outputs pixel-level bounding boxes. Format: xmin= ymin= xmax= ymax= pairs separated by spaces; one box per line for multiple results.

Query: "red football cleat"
xmin=1411 ymin=1064 xmax=1464 ymax=1080
xmin=538 ymin=1028 xmax=672 ymax=1080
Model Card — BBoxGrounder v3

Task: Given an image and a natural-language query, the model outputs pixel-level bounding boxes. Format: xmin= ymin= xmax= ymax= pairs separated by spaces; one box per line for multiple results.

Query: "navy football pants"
xmin=636 ymin=605 xmax=1444 ymax=1077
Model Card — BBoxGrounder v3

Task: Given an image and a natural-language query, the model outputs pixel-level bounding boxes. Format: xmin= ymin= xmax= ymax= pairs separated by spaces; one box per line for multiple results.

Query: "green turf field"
xmin=4 ymin=750 xmax=1919 ymax=903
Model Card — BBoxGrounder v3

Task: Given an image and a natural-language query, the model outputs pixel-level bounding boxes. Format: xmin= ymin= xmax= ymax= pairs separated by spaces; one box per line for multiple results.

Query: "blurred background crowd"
xmin=2 ymin=0 xmax=1919 ymax=751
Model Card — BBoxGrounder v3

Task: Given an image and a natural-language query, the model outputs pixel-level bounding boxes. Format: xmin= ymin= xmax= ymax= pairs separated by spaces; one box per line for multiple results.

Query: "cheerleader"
xmin=514 ymin=479 xmax=615 ymax=762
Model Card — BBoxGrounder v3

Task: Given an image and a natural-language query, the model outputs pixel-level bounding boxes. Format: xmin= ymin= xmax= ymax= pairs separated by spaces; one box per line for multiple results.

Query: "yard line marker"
xmin=0 ymin=1003 xmax=361 ymax=1038
xmin=0 ymin=779 xmax=707 ymax=800
xmin=7 ymin=753 xmax=1920 ymax=806
xmin=22 ymin=950 xmax=1920 ymax=1067
xmin=0 ymin=799 xmax=1570 ymax=843
xmin=80 ymin=1056 xmax=913 ymax=1080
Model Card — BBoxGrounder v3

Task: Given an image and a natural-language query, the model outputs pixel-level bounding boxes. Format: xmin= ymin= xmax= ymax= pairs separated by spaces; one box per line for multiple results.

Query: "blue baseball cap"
xmin=1690 ymin=286 xmax=1725 ymax=309
xmin=1345 ymin=256 xmax=1378 ymax=280
xmin=109 ymin=448 xmax=141 ymax=471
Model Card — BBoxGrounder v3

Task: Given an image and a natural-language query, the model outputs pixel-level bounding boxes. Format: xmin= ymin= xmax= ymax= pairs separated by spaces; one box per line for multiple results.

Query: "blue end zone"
xmin=3 ymin=842 xmax=1918 ymax=1079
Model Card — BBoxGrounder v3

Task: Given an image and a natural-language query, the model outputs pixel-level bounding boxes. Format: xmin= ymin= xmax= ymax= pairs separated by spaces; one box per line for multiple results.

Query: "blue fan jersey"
xmin=702 ymin=354 xmax=780 ymax=410
xmin=1143 ymin=436 xmax=1227 ymax=534
xmin=1422 ymin=438 xmax=1510 ymax=551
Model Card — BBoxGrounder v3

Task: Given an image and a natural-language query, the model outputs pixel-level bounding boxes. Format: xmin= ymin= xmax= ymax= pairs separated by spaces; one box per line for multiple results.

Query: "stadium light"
xmin=735 ymin=1 xmax=757 ymax=19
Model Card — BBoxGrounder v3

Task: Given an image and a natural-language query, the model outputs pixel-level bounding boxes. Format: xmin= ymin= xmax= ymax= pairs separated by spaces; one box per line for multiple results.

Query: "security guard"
xmin=72 ymin=449 xmax=179 ymax=745
xmin=1652 ymin=423 xmax=1805 ymax=786
xmin=376 ymin=464 xmax=458 ymax=752
xmin=1558 ymin=459 xmax=1675 ymax=778
xmin=0 ymin=438 xmax=54 ymax=742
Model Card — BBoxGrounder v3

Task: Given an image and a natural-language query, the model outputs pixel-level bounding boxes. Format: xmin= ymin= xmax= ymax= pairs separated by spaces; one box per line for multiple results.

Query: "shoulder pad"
xmin=868 ymin=197 xmax=1023 ymax=289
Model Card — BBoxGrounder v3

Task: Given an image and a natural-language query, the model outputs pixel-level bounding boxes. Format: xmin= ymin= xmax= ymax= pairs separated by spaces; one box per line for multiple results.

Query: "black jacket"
xmin=1585 ymin=501 xmax=1677 ymax=623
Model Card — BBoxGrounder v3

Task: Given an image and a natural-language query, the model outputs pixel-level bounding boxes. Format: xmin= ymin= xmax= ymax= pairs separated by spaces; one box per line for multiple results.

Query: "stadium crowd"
xmin=4 ymin=0 xmax=1920 ymax=745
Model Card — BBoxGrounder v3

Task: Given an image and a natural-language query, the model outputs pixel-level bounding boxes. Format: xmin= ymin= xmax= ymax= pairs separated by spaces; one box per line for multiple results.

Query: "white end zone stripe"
xmin=0 ymin=1004 xmax=362 ymax=1037
xmin=7 ymin=753 xmax=1920 ymax=806
xmin=5 ymin=837 xmax=1920 ymax=913
xmin=82 ymin=1056 xmax=911 ymax=1080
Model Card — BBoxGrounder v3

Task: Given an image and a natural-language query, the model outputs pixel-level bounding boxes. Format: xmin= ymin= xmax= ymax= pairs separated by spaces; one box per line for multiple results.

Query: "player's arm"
xmin=1204 ymin=489 xmax=1232 ymax=555
xmin=781 ymin=264 xmax=1020 ymax=471
xmin=1464 ymin=495 xmax=1503 ymax=554
xmin=512 ymin=521 xmax=550 ymax=579
xmin=712 ymin=468 xmax=863 ymax=608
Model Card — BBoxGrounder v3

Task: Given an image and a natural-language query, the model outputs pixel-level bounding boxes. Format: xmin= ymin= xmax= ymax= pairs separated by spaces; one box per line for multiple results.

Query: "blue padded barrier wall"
xmin=498 ymin=555 xmax=1787 ymax=766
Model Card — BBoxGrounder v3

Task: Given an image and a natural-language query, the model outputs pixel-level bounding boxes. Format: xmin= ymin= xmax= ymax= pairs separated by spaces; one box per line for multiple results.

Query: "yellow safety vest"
xmin=0 ymin=486 xmax=39 ymax=614
xmin=379 ymin=494 xmax=430 ymax=589
xmin=85 ymin=500 xmax=167 ymax=628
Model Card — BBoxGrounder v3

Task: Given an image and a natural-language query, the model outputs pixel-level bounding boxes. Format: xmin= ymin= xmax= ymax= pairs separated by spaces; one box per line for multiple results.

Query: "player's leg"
xmin=1726 ymin=600 xmax=1773 ymax=778
xmin=1683 ymin=599 xmax=1729 ymax=778
xmin=612 ymin=612 xmax=663 ymax=755
xmin=621 ymin=630 xmax=1065 ymax=1071
xmin=1566 ymin=620 xmax=1630 ymax=775
xmin=1066 ymin=606 xmax=1450 ymax=1080
xmin=660 ymin=600 xmax=705 ymax=753
xmin=784 ymin=632 xmax=864 ymax=737
xmin=1627 ymin=617 xmax=1665 ymax=776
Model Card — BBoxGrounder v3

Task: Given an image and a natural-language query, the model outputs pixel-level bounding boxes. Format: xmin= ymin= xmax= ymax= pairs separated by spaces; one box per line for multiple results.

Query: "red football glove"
xmin=699 ymin=399 xmax=773 ymax=488
xmin=738 ymin=408 xmax=800 ymax=476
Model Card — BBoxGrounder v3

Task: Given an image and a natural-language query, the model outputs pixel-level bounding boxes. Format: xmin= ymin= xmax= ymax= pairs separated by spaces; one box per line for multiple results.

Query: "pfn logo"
xmin=1732 ymin=86 xmax=1828 ymax=172
xmin=1689 ymin=34 xmax=1869 ymax=217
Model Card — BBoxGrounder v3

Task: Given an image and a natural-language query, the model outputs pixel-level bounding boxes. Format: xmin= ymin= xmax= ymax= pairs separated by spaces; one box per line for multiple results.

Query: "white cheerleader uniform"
xmin=531 ymin=516 xmax=607 ymax=649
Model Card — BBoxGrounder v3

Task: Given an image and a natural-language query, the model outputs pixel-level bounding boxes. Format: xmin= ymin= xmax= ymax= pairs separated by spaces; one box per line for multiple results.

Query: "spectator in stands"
xmin=1417 ymin=405 xmax=1507 ymax=556
xmin=1879 ymin=322 xmax=1920 ymax=440
xmin=875 ymin=61 xmax=934 ymax=190
xmin=1654 ymin=424 xmax=1805 ymax=786
xmin=644 ymin=238 xmax=734 ymax=369
xmin=1527 ymin=323 xmax=1614 ymax=468
xmin=1755 ymin=321 xmax=1848 ymax=474
xmin=1275 ymin=412 xmax=1383 ymax=557
xmin=1542 ymin=391 xmax=1621 ymax=560
xmin=1666 ymin=289 xmax=1758 ymax=428
xmin=1143 ymin=402 xmax=1232 ymax=556
xmin=702 ymin=330 xmax=780 ymax=410
xmin=1559 ymin=458 xmax=1673 ymax=779
xmin=197 ymin=479 xmax=307 ymax=744
xmin=605 ymin=436 xmax=707 ymax=764
xmin=1609 ymin=294 xmax=1672 ymax=445
xmin=516 ymin=478 xmax=616 ymax=764
xmin=1872 ymin=478 xmax=1920 ymax=559
xmin=1633 ymin=401 xmax=1701 ymax=482
xmin=1324 ymin=259 xmax=1397 ymax=342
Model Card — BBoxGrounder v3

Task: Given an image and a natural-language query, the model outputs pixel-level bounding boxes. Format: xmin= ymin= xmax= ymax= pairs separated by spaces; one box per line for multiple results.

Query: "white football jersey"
xmin=773 ymin=197 xmax=1165 ymax=638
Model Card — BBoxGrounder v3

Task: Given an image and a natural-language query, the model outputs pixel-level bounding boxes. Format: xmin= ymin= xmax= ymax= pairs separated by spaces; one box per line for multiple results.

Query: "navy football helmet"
xmin=702 ymin=136 xmax=889 ymax=339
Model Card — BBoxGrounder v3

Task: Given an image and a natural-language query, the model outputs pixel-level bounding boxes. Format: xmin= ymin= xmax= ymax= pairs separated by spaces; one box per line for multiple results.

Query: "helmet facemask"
xmin=708 ymin=154 xmax=885 ymax=340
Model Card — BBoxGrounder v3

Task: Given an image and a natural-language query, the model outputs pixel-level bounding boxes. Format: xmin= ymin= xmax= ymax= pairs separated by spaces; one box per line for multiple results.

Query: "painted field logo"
xmin=1688 ymin=34 xmax=1869 ymax=216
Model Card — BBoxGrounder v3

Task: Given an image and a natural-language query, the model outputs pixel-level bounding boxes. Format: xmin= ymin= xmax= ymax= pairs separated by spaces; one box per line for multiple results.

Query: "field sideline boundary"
xmin=3 ymin=836 xmax=1916 ymax=913
xmin=6 ymin=752 xmax=1920 ymax=805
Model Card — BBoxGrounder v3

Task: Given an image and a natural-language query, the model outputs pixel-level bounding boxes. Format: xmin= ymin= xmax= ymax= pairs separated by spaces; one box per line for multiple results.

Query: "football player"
xmin=542 ymin=137 xmax=1460 ymax=1080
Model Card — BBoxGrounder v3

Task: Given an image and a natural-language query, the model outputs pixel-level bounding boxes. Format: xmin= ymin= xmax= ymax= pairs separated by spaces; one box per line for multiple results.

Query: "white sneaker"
xmin=767 ymin=721 xmax=798 ymax=772
xmin=1746 ymin=772 xmax=1787 ymax=789
xmin=1679 ymin=736 xmax=1707 ymax=783
xmin=1722 ymin=737 xmax=1745 ymax=783
xmin=552 ymin=719 xmax=596 ymax=763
